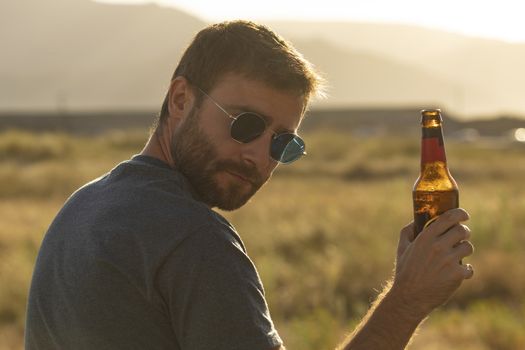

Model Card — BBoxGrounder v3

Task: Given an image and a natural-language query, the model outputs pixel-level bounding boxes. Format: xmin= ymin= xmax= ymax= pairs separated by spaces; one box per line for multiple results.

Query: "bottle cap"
xmin=420 ymin=109 xmax=443 ymax=124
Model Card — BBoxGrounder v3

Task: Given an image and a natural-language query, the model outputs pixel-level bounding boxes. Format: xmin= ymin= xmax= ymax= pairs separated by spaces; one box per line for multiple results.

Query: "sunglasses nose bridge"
xmin=238 ymin=130 xmax=277 ymax=170
xmin=228 ymin=111 xmax=305 ymax=164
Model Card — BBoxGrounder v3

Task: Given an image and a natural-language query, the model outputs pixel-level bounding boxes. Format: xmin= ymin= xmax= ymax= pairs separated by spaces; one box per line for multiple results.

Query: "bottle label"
xmin=421 ymin=138 xmax=446 ymax=162
xmin=421 ymin=128 xmax=446 ymax=163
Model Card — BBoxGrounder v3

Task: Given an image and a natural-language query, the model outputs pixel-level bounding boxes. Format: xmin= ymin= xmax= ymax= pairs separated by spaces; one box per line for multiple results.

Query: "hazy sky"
xmin=93 ymin=0 xmax=525 ymax=43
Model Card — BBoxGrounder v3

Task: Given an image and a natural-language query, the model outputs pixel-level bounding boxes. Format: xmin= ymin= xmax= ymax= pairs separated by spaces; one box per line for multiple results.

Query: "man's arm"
xmin=336 ymin=280 xmax=423 ymax=350
xmin=341 ymin=208 xmax=474 ymax=350
xmin=271 ymin=208 xmax=474 ymax=350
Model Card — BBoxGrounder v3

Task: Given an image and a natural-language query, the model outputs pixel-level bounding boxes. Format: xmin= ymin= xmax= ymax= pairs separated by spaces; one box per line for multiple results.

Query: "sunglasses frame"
xmin=195 ymin=86 xmax=306 ymax=164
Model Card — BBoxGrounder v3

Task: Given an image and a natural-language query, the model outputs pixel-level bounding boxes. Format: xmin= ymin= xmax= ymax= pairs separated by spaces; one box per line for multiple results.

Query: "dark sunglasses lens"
xmin=231 ymin=113 xmax=266 ymax=143
xmin=271 ymin=134 xmax=305 ymax=163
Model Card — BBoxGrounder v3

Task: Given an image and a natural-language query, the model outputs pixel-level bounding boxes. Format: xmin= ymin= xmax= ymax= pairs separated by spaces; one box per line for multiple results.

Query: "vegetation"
xmin=0 ymin=128 xmax=524 ymax=349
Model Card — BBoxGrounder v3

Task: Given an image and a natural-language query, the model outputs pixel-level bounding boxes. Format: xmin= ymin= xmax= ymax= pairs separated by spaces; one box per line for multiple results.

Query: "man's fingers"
xmin=397 ymin=222 xmax=415 ymax=257
xmin=400 ymin=222 xmax=415 ymax=243
xmin=438 ymin=224 xmax=471 ymax=248
xmin=450 ymin=240 xmax=475 ymax=260
xmin=421 ymin=208 xmax=470 ymax=239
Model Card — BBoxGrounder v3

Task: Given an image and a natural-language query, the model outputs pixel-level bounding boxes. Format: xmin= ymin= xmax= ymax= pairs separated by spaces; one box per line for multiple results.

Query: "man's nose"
xmin=240 ymin=132 xmax=275 ymax=170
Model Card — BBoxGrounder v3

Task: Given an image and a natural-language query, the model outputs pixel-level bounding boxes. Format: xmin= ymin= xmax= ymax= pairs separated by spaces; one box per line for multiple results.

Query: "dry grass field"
xmin=0 ymin=128 xmax=524 ymax=349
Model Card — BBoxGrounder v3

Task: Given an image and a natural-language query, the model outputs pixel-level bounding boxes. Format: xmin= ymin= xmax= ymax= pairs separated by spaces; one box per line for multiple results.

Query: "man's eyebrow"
xmin=226 ymin=104 xmax=295 ymax=134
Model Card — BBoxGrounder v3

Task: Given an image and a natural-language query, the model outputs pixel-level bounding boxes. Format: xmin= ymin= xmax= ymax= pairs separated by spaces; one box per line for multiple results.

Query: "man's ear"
xmin=167 ymin=76 xmax=195 ymax=126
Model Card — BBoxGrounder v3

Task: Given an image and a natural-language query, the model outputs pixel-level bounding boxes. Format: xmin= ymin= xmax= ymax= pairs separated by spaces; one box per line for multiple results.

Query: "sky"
xmin=93 ymin=0 xmax=525 ymax=43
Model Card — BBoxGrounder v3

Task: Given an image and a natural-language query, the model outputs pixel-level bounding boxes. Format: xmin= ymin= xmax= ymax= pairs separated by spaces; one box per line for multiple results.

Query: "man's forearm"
xmin=337 ymin=282 xmax=426 ymax=350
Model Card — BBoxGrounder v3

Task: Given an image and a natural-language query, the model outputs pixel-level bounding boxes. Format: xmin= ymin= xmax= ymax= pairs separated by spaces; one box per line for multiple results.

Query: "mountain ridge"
xmin=1 ymin=1 xmax=524 ymax=119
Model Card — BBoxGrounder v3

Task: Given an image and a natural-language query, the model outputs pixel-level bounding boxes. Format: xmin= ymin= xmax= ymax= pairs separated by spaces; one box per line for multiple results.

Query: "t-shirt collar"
xmin=130 ymin=154 xmax=204 ymax=203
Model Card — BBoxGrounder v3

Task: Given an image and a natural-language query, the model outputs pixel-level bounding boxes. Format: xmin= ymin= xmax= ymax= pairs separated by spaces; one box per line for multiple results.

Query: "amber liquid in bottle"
xmin=413 ymin=109 xmax=459 ymax=236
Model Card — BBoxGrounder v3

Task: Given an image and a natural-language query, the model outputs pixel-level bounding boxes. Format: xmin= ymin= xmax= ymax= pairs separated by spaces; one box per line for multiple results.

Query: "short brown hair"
xmin=157 ymin=20 xmax=324 ymax=125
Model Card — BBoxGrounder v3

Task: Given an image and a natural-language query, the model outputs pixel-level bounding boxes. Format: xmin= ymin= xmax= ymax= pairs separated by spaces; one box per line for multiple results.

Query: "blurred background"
xmin=1 ymin=0 xmax=524 ymax=349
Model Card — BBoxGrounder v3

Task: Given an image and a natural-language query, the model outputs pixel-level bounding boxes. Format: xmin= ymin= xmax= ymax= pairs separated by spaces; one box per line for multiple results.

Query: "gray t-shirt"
xmin=25 ymin=155 xmax=282 ymax=350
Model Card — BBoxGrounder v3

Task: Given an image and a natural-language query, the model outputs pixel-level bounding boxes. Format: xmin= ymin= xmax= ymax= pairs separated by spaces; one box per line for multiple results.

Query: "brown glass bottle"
xmin=413 ymin=109 xmax=459 ymax=236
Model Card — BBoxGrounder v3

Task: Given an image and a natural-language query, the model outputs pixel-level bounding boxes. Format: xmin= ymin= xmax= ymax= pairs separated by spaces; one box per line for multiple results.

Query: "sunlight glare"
xmin=90 ymin=0 xmax=525 ymax=43
xmin=514 ymin=128 xmax=525 ymax=142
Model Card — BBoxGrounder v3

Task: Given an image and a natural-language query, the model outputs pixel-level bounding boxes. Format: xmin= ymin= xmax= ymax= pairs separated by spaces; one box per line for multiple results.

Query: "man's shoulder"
xmin=54 ymin=158 xmax=227 ymax=246
xmin=69 ymin=157 xmax=205 ymax=216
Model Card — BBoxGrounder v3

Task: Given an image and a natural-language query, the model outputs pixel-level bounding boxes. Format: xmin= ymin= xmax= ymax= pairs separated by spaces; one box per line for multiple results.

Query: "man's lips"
xmin=226 ymin=171 xmax=252 ymax=185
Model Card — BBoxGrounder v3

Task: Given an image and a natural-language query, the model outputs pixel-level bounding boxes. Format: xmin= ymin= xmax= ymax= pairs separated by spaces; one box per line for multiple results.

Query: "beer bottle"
xmin=413 ymin=109 xmax=459 ymax=235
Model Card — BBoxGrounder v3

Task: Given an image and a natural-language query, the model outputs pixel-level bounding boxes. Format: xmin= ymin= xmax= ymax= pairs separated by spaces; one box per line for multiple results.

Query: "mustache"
xmin=214 ymin=160 xmax=263 ymax=186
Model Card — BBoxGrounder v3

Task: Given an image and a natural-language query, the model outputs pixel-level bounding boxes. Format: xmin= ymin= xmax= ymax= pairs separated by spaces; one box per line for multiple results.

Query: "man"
xmin=25 ymin=20 xmax=474 ymax=349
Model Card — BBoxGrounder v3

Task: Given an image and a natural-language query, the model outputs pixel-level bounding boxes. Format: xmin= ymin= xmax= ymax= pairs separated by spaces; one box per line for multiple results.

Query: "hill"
xmin=1 ymin=1 xmax=525 ymax=119
xmin=0 ymin=0 xmax=205 ymax=111
xmin=267 ymin=20 xmax=525 ymax=117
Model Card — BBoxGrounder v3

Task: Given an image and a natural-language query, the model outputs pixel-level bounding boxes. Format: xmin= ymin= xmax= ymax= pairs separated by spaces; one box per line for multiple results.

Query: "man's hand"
xmin=391 ymin=208 xmax=474 ymax=318
xmin=281 ymin=208 xmax=475 ymax=350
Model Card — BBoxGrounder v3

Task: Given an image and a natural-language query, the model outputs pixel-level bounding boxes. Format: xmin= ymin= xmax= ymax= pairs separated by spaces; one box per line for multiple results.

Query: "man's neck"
xmin=140 ymin=129 xmax=175 ymax=168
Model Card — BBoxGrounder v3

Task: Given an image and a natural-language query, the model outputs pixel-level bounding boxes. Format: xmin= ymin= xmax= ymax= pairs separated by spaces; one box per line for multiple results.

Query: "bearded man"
xmin=25 ymin=20 xmax=474 ymax=350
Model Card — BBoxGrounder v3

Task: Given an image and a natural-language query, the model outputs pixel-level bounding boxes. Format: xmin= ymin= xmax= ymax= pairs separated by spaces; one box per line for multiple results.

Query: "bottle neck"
xmin=421 ymin=125 xmax=447 ymax=167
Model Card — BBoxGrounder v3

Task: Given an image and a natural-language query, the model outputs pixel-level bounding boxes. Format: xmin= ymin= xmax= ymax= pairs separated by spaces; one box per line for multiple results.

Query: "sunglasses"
xmin=196 ymin=87 xmax=306 ymax=164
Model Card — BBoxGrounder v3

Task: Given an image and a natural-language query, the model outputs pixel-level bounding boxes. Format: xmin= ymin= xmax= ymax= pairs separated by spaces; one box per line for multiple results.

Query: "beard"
xmin=170 ymin=107 xmax=266 ymax=211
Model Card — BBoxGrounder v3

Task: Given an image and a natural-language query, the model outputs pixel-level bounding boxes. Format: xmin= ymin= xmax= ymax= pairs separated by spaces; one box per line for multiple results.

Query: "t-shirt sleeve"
xmin=157 ymin=223 xmax=282 ymax=350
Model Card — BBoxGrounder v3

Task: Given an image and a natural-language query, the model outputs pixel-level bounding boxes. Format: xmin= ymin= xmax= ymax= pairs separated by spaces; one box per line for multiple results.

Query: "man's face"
xmin=170 ymin=74 xmax=305 ymax=211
